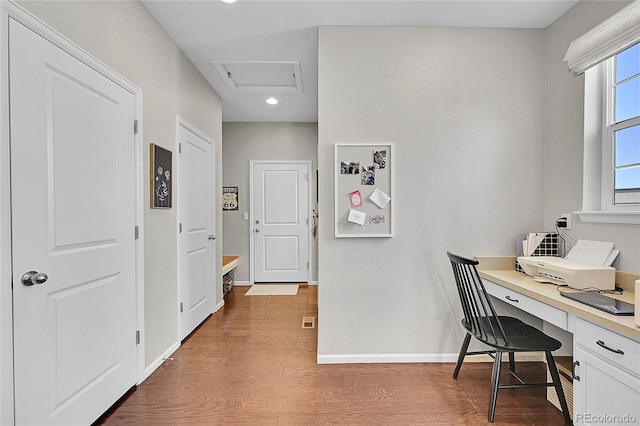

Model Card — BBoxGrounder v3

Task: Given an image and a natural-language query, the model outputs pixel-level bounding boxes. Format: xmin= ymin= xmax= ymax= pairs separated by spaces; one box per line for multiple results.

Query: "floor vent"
xmin=302 ymin=316 xmax=316 ymax=329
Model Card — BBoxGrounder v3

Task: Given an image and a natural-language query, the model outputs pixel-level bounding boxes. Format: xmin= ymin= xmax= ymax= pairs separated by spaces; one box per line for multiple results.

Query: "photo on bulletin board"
xmin=361 ymin=166 xmax=375 ymax=185
xmin=150 ymin=143 xmax=172 ymax=209
xmin=340 ymin=161 xmax=360 ymax=175
xmin=334 ymin=143 xmax=393 ymax=238
xmin=373 ymin=149 xmax=386 ymax=169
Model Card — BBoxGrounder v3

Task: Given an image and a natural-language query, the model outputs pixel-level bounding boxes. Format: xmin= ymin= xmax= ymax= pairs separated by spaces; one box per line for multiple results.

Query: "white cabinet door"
xmin=573 ymin=346 xmax=640 ymax=425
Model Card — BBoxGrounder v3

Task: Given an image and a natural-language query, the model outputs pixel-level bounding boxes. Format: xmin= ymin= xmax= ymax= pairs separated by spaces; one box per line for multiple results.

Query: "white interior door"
xmin=252 ymin=161 xmax=310 ymax=283
xmin=10 ymin=19 xmax=138 ymax=425
xmin=178 ymin=121 xmax=216 ymax=340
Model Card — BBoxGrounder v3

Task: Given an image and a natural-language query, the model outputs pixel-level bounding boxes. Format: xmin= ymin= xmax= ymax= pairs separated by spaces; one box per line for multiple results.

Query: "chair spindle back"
xmin=446 ymin=252 xmax=508 ymax=346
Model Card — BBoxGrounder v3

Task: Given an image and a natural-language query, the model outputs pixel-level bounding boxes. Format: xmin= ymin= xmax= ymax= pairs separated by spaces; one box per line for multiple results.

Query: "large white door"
xmin=252 ymin=161 xmax=310 ymax=283
xmin=10 ymin=19 xmax=138 ymax=425
xmin=178 ymin=122 xmax=216 ymax=340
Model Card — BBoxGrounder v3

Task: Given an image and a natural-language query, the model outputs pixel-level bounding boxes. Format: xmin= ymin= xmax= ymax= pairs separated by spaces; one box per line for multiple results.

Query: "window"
xmin=603 ymin=43 xmax=640 ymax=209
xmin=565 ymin=2 xmax=640 ymax=224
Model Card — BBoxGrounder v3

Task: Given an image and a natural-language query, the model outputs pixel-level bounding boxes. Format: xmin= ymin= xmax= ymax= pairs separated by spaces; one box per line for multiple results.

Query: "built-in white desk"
xmin=476 ymin=257 xmax=639 ymax=426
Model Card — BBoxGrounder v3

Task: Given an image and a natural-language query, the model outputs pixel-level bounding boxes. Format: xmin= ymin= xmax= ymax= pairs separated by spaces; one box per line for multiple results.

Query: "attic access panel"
xmin=212 ymin=60 xmax=302 ymax=94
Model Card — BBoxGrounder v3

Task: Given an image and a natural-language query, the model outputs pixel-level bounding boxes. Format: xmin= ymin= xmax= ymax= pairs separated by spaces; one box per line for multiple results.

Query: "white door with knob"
xmin=177 ymin=120 xmax=216 ymax=340
xmin=9 ymin=18 xmax=139 ymax=425
xmin=251 ymin=161 xmax=311 ymax=283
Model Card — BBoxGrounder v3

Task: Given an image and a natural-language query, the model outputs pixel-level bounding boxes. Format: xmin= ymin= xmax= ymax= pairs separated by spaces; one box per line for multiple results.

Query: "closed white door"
xmin=10 ymin=19 xmax=138 ymax=425
xmin=178 ymin=122 xmax=216 ymax=340
xmin=252 ymin=161 xmax=310 ymax=282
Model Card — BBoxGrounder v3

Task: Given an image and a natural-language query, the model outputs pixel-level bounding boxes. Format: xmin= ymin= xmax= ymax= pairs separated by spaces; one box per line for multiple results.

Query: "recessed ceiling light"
xmin=266 ymin=97 xmax=278 ymax=105
xmin=220 ymin=0 xmax=237 ymax=3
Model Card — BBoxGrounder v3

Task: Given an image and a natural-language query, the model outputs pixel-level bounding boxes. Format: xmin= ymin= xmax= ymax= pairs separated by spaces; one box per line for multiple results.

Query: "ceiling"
xmin=141 ymin=0 xmax=579 ymax=123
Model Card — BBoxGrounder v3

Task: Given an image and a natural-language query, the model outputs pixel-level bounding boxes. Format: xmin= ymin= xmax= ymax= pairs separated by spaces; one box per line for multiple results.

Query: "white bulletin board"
xmin=334 ymin=143 xmax=393 ymax=238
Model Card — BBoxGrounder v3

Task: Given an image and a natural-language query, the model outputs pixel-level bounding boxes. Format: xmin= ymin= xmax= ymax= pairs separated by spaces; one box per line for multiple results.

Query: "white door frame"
xmin=249 ymin=160 xmax=312 ymax=285
xmin=175 ymin=115 xmax=216 ymax=339
xmin=0 ymin=3 xmax=145 ymax=423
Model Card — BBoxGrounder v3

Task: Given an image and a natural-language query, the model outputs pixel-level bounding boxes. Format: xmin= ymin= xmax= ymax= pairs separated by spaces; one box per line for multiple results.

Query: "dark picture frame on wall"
xmin=150 ymin=143 xmax=172 ymax=209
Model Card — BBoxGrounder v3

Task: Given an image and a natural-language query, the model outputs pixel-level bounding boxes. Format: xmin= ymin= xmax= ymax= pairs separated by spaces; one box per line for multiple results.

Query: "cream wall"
xmin=544 ymin=0 xmax=639 ymax=273
xmin=222 ymin=122 xmax=318 ymax=283
xmin=16 ymin=0 xmax=224 ymax=368
xmin=317 ymin=26 xmax=546 ymax=360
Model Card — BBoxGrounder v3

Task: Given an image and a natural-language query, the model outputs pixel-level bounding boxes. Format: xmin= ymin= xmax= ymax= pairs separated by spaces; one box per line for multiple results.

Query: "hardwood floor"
xmin=96 ymin=285 xmax=569 ymax=425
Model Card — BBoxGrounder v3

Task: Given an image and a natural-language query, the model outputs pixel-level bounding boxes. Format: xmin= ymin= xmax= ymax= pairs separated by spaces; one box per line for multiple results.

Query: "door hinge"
xmin=136 ymin=330 xmax=141 ymax=345
xmin=179 ymin=223 xmax=182 ymax=233
xmin=134 ymin=226 xmax=139 ymax=240
xmin=134 ymin=120 xmax=139 ymax=135
xmin=307 ymin=262 xmax=309 ymax=269
xmin=180 ymin=302 xmax=184 ymax=313
xmin=179 ymin=143 xmax=182 ymax=154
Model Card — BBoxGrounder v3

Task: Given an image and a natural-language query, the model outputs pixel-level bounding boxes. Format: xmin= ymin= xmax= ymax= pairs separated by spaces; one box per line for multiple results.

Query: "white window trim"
xmin=574 ymin=210 xmax=639 ymax=224
xmin=577 ymin=61 xmax=640 ymax=225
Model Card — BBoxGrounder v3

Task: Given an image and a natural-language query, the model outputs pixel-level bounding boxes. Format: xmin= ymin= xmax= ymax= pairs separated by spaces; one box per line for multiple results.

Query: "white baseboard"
xmin=234 ymin=281 xmax=318 ymax=286
xmin=317 ymin=352 xmax=544 ymax=364
xmin=214 ymin=299 xmax=225 ymax=313
xmin=317 ymin=353 xmax=460 ymax=364
xmin=453 ymin=353 xmax=543 ymax=362
xmin=140 ymin=341 xmax=180 ymax=383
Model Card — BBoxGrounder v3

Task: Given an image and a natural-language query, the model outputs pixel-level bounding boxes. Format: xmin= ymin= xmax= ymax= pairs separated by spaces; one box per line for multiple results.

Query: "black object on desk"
xmin=560 ymin=291 xmax=634 ymax=315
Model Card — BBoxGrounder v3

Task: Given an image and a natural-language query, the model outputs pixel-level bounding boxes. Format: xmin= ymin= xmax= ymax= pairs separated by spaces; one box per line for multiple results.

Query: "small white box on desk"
xmin=517 ymin=256 xmax=615 ymax=290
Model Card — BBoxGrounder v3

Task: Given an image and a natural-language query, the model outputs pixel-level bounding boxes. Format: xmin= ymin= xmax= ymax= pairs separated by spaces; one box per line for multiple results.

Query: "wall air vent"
xmin=212 ymin=60 xmax=302 ymax=94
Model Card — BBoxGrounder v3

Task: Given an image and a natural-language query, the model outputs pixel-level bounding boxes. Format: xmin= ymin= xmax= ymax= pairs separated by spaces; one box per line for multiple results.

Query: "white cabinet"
xmin=573 ymin=319 xmax=640 ymax=425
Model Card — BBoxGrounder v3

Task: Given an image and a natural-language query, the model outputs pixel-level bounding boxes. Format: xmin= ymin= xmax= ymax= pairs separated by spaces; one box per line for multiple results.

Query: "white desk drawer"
xmin=482 ymin=279 xmax=567 ymax=329
xmin=575 ymin=318 xmax=640 ymax=376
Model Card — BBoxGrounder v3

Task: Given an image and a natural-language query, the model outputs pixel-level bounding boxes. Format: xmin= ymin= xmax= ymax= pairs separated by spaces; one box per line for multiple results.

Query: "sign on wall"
xmin=223 ymin=186 xmax=239 ymax=211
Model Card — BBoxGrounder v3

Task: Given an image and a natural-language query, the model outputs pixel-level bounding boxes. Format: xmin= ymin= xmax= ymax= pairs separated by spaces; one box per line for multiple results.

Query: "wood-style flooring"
xmin=95 ymin=285 xmax=569 ymax=425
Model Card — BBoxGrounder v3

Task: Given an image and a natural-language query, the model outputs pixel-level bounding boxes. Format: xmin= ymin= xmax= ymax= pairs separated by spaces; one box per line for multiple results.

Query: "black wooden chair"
xmin=446 ymin=252 xmax=571 ymax=423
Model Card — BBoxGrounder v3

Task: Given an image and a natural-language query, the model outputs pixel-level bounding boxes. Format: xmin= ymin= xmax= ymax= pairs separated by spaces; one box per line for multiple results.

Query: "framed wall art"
xmin=334 ymin=143 xmax=393 ymax=238
xmin=150 ymin=143 xmax=172 ymax=209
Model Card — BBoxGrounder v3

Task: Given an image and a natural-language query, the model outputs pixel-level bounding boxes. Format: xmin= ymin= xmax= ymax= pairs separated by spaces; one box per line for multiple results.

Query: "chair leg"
xmin=488 ymin=351 xmax=502 ymax=422
xmin=508 ymin=352 xmax=515 ymax=373
xmin=545 ymin=351 xmax=572 ymax=424
xmin=453 ymin=333 xmax=472 ymax=379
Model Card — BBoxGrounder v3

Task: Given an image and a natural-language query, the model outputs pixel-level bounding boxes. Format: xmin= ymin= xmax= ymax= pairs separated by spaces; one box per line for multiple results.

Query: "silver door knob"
xmin=21 ymin=271 xmax=48 ymax=286
xmin=255 ymin=228 xmax=260 ymax=233
xmin=208 ymin=235 xmax=216 ymax=240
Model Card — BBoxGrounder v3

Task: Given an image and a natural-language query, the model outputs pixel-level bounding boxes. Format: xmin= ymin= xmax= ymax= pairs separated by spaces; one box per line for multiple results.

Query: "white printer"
xmin=517 ymin=240 xmax=618 ymax=291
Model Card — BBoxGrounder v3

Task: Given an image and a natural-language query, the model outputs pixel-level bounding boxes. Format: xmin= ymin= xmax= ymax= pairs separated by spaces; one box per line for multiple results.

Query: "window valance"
xmin=564 ymin=1 xmax=640 ymax=75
